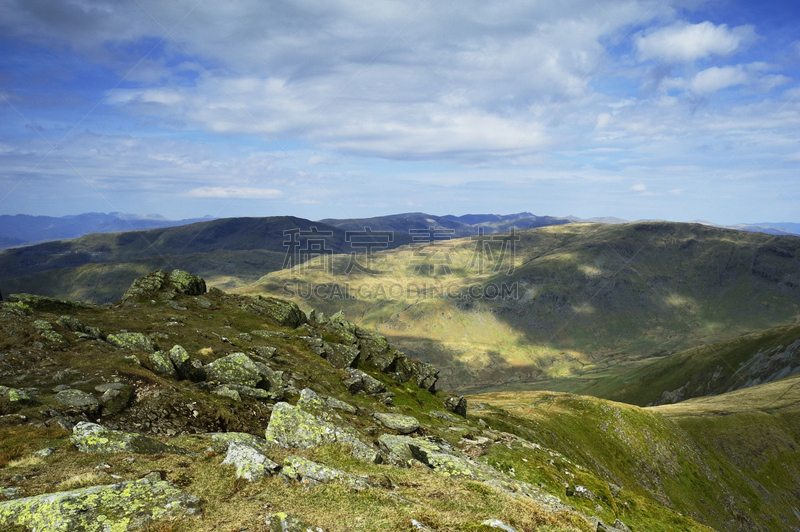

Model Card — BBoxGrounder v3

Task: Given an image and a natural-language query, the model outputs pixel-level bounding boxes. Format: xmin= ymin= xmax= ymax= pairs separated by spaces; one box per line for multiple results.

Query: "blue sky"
xmin=0 ymin=0 xmax=798 ymax=224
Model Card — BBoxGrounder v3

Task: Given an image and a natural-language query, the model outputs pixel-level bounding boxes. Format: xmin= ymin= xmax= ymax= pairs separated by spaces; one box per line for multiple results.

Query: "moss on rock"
xmin=106 ymin=333 xmax=157 ymax=353
xmin=71 ymin=422 xmax=187 ymax=455
xmin=206 ymin=353 xmax=262 ymax=387
xmin=0 ymin=477 xmax=201 ymax=531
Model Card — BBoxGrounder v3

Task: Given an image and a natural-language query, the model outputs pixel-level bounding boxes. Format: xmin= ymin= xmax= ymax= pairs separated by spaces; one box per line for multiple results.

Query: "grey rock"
xmin=444 ymin=395 xmax=467 ymax=418
xmin=374 ymin=412 xmax=420 ymax=434
xmin=206 ymin=352 xmax=262 ymax=387
xmin=282 ymin=456 xmax=371 ymax=491
xmin=221 ymin=441 xmax=279 ymax=481
xmin=71 ymin=422 xmax=187 ymax=455
xmin=266 ymin=512 xmax=326 ymax=532
xmin=107 ymin=332 xmax=157 ymax=353
xmin=149 ymin=350 xmax=177 ymax=377
xmin=483 ymin=518 xmax=519 ymax=532
xmin=210 ymin=432 xmax=270 ymax=453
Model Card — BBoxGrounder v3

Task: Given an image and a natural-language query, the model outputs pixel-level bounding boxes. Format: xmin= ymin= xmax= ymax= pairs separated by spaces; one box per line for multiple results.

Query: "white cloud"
xmin=186 ymin=186 xmax=283 ymax=199
xmin=635 ymin=21 xmax=757 ymax=63
xmin=631 ymin=183 xmax=647 ymax=191
xmin=690 ymin=66 xmax=749 ymax=94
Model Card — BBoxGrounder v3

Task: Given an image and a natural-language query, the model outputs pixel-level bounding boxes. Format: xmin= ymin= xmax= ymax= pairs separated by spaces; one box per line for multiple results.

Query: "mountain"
xmin=0 ymin=269 xmax=798 ymax=531
xmin=0 ymin=212 xmax=216 ymax=249
xmin=574 ymin=321 xmax=800 ymax=407
xmin=0 ymin=216 xmax=351 ymax=303
xmin=240 ymin=221 xmax=800 ymax=392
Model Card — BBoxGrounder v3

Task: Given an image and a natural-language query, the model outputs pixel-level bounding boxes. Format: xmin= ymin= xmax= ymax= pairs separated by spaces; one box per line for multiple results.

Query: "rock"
xmin=0 ymin=385 xmax=35 ymax=404
xmin=430 ymin=410 xmax=459 ymax=423
xmin=0 ymin=476 xmax=200 ymax=531
xmin=57 ymin=315 xmax=102 ymax=339
xmin=408 ymin=359 xmax=439 ymax=392
xmin=266 ymin=512 xmax=326 ymax=532
xmin=251 ymin=330 xmax=290 ymax=340
xmin=34 ymin=448 xmax=55 ymax=457
xmin=265 ymin=402 xmax=380 ymax=463
xmin=378 ymin=434 xmax=434 ymax=467
xmin=357 ymin=331 xmax=400 ymax=371
xmin=41 ymin=330 xmax=67 ymax=344
xmin=411 ymin=519 xmax=435 ymax=531
xmin=567 ymin=485 xmax=596 ymax=500
xmin=282 ymin=456 xmax=372 ymax=491
xmin=483 ymin=518 xmax=519 ymax=532
xmin=33 ymin=319 xmax=53 ymax=330
xmin=210 ymin=432 xmax=270 ymax=453
xmin=54 ymin=389 xmax=99 ymax=415
xmin=324 ymin=343 xmax=360 ymax=369
xmin=149 ymin=350 xmax=177 ymax=377
xmin=0 ymin=487 xmax=22 ymax=500
xmin=240 ymin=295 xmax=306 ymax=328
xmin=97 ymin=384 xmax=133 ymax=415
xmin=123 ymin=355 xmax=141 ymax=366
xmin=94 ymin=383 xmax=125 ymax=393
xmin=344 ymin=368 xmax=386 ymax=395
xmin=374 ymin=413 xmax=420 ymax=434
xmin=225 ymin=384 xmax=281 ymax=401
xmin=325 ymin=396 xmax=357 ymax=414
xmin=221 ymin=441 xmax=280 ymax=481
xmin=107 ymin=332 xmax=157 ymax=353
xmin=206 ymin=353 xmax=262 ymax=387
xmin=168 ymin=345 xmax=192 ymax=378
xmin=168 ymin=269 xmax=207 ymax=295
xmin=5 ymin=293 xmax=93 ymax=312
xmin=71 ymin=422 xmax=188 ymax=455
xmin=444 ymin=396 xmax=468 ymax=418
xmin=214 ymin=386 xmax=242 ymax=402
xmin=122 ymin=269 xmax=206 ymax=301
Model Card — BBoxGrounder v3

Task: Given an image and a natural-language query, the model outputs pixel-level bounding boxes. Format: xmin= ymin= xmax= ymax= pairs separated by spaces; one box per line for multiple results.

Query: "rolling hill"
xmin=239 ymin=221 xmax=800 ymax=392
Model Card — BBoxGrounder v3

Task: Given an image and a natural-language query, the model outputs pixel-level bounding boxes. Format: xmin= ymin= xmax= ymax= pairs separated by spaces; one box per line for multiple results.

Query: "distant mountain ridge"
xmin=0 ymin=212 xmax=216 ymax=249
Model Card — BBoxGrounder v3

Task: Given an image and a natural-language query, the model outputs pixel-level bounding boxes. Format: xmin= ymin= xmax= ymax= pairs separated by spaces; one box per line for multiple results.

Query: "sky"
xmin=0 ymin=0 xmax=798 ymax=224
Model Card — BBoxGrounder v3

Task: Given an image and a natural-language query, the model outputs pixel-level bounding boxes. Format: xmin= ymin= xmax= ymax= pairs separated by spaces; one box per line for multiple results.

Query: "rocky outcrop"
xmin=122 ymin=269 xmax=206 ymax=301
xmin=282 ymin=456 xmax=372 ymax=491
xmin=107 ymin=332 xmax=157 ymax=353
xmin=444 ymin=395 xmax=468 ymax=418
xmin=210 ymin=432 xmax=270 ymax=453
xmin=221 ymin=441 xmax=280 ymax=481
xmin=5 ymin=293 xmax=94 ymax=312
xmin=0 ymin=476 xmax=200 ymax=531
xmin=240 ymin=295 xmax=306 ymax=328
xmin=264 ymin=402 xmax=380 ymax=463
xmin=149 ymin=350 xmax=177 ymax=377
xmin=71 ymin=422 xmax=187 ymax=455
xmin=0 ymin=385 xmax=35 ymax=404
xmin=206 ymin=352 xmax=262 ymax=387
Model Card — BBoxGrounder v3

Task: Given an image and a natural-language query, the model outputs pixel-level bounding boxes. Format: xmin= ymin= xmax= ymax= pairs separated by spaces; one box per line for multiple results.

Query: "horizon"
xmin=1 ymin=1 xmax=799 ymax=224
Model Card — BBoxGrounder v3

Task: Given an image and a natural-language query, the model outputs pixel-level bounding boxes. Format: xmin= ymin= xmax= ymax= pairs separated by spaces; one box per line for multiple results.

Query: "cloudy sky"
xmin=0 ymin=0 xmax=798 ymax=224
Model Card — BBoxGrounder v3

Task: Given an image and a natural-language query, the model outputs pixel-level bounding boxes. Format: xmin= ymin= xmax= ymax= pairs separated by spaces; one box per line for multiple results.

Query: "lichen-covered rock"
xmin=225 ymin=384 xmax=281 ymax=401
xmin=221 ymin=441 xmax=280 ymax=481
xmin=0 ymin=385 xmax=35 ymax=404
xmin=206 ymin=353 xmax=262 ymax=387
xmin=71 ymin=422 xmax=187 ymax=455
xmin=344 ymin=368 xmax=386 ymax=395
xmin=282 ymin=456 xmax=372 ymax=491
xmin=409 ymin=359 xmax=439 ymax=392
xmin=210 ymin=432 xmax=270 ymax=453
xmin=41 ymin=330 xmax=68 ymax=344
xmin=378 ymin=435 xmax=441 ymax=468
xmin=214 ymin=385 xmax=242 ymax=402
xmin=266 ymin=512 xmax=326 ymax=532
xmin=54 ymin=389 xmax=99 ymax=414
xmin=374 ymin=413 xmax=420 ymax=434
xmin=56 ymin=315 xmax=102 ymax=339
xmin=168 ymin=345 xmax=192 ymax=378
xmin=6 ymin=293 xmax=93 ymax=311
xmin=122 ymin=269 xmax=206 ymax=301
xmin=107 ymin=332 xmax=157 ymax=353
xmin=325 ymin=396 xmax=357 ymax=414
xmin=241 ymin=295 xmax=306 ymax=328
xmin=0 ymin=477 xmax=201 ymax=531
xmin=149 ymin=350 xmax=177 ymax=377
xmin=444 ymin=395 xmax=467 ymax=418
xmin=33 ymin=319 xmax=53 ymax=330
xmin=168 ymin=269 xmax=207 ymax=296
xmin=95 ymin=383 xmax=133 ymax=415
xmin=325 ymin=343 xmax=360 ymax=369
xmin=0 ymin=300 xmax=32 ymax=317
xmin=265 ymin=402 xmax=380 ymax=463
xmin=254 ymin=362 xmax=286 ymax=394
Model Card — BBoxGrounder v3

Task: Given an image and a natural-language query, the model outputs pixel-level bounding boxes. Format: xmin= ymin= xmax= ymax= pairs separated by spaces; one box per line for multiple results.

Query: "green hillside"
xmin=1 ymin=269 xmax=798 ymax=531
xmin=240 ymin=221 xmax=800 ymax=392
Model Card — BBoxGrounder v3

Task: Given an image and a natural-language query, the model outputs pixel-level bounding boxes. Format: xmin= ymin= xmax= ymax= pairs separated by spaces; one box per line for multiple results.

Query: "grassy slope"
xmin=573 ymin=321 xmax=800 ymax=406
xmin=0 ymin=216 xmax=346 ymax=303
xmin=470 ymin=378 xmax=800 ymax=531
xmin=240 ymin=221 xmax=800 ymax=392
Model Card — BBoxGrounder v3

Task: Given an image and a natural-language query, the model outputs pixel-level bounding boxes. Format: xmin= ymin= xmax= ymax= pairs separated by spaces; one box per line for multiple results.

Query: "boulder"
xmin=121 ymin=269 xmax=206 ymax=301
xmin=0 ymin=477 xmax=200 ymax=531
xmin=71 ymin=422 xmax=187 ymax=455
xmin=409 ymin=359 xmax=439 ymax=392
xmin=168 ymin=345 xmax=192 ymax=378
xmin=149 ymin=350 xmax=177 ymax=377
xmin=95 ymin=384 xmax=133 ymax=416
xmin=344 ymin=368 xmax=386 ymax=395
xmin=378 ymin=435 xmax=440 ymax=468
xmin=325 ymin=343 xmax=360 ymax=369
xmin=282 ymin=456 xmax=371 ymax=491
xmin=265 ymin=402 xmax=380 ymax=463
xmin=210 ymin=432 xmax=270 ymax=453
xmin=56 ymin=315 xmax=102 ymax=339
xmin=444 ymin=396 xmax=468 ymax=418
xmin=266 ymin=512 xmax=326 ymax=532
xmin=0 ymin=385 xmax=35 ymax=404
xmin=374 ymin=413 xmax=420 ymax=434
xmin=206 ymin=353 xmax=262 ymax=387
xmin=221 ymin=441 xmax=280 ymax=481
xmin=240 ymin=295 xmax=306 ymax=328
xmin=214 ymin=386 xmax=242 ymax=402
xmin=54 ymin=389 xmax=100 ymax=416
xmin=107 ymin=332 xmax=157 ymax=353
xmin=482 ymin=518 xmax=519 ymax=532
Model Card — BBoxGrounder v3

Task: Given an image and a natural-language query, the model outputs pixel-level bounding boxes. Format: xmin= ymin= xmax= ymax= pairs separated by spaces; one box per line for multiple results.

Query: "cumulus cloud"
xmin=690 ymin=66 xmax=749 ymax=94
xmin=635 ymin=21 xmax=757 ymax=63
